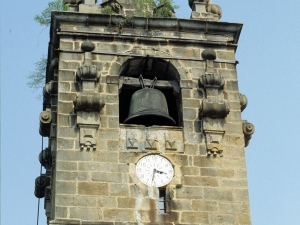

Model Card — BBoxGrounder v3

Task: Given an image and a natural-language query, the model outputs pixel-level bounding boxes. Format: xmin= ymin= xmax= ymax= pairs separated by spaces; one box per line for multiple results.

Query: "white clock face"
xmin=136 ymin=155 xmax=174 ymax=187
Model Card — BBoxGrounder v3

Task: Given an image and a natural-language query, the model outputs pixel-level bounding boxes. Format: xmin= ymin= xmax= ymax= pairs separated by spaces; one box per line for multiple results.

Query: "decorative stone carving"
xmin=242 ymin=121 xmax=255 ymax=147
xmin=39 ymin=110 xmax=52 ymax=137
xmin=202 ymin=118 xmax=225 ymax=157
xmin=34 ymin=175 xmax=50 ymax=198
xmin=206 ymin=4 xmax=222 ymax=19
xmin=50 ymin=57 xmax=58 ymax=71
xmin=165 ymin=139 xmax=177 ymax=151
xmin=199 ymin=73 xmax=225 ymax=89
xmin=145 ymin=138 xmax=158 ymax=150
xmin=239 ymin=93 xmax=248 ymax=112
xmin=76 ymin=65 xmax=99 ymax=82
xmin=189 ymin=0 xmax=222 ymax=21
xmin=81 ymin=39 xmax=95 ymax=52
xmin=202 ymin=48 xmax=216 ymax=60
xmin=78 ymin=125 xmax=98 ymax=151
xmin=126 ymin=130 xmax=143 ymax=149
xmin=74 ymin=93 xmax=105 ymax=112
xmin=39 ymin=148 xmax=52 ymax=169
xmin=201 ymin=99 xmax=229 ymax=118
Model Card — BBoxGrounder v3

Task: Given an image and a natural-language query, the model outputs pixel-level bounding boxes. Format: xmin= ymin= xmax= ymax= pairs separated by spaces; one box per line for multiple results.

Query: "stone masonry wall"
xmin=50 ymin=23 xmax=251 ymax=225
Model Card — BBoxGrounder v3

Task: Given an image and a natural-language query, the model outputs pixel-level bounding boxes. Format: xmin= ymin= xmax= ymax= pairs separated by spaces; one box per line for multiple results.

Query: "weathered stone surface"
xmin=209 ymin=214 xmax=236 ymax=224
xmin=181 ymin=212 xmax=209 ymax=224
xmin=69 ymin=207 xmax=102 ymax=220
xmin=103 ymin=209 xmax=135 ymax=221
xmin=117 ymin=197 xmax=136 ymax=208
xmin=192 ymin=199 xmax=218 ymax=212
xmin=203 ymin=188 xmax=233 ymax=201
xmin=78 ymin=182 xmax=109 ymax=195
xmin=176 ymin=187 xmax=203 ymax=199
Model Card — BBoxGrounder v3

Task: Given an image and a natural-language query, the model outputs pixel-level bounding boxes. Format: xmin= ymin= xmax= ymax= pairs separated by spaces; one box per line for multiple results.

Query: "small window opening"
xmin=158 ymin=188 xmax=167 ymax=214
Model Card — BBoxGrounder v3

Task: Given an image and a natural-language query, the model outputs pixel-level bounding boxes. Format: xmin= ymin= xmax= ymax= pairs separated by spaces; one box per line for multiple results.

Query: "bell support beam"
xmin=118 ymin=76 xmax=180 ymax=96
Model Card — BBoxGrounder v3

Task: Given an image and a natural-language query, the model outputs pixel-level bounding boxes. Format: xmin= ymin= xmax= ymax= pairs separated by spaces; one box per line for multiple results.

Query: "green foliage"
xmin=175 ymin=184 xmax=183 ymax=189
xmin=132 ymin=0 xmax=179 ymax=18
xmin=34 ymin=0 xmax=69 ymax=26
xmin=102 ymin=5 xmax=114 ymax=15
xmin=27 ymin=56 xmax=47 ymax=93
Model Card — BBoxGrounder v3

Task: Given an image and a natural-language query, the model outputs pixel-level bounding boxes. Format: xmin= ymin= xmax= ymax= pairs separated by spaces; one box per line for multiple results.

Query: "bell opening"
xmin=119 ymin=87 xmax=181 ymax=127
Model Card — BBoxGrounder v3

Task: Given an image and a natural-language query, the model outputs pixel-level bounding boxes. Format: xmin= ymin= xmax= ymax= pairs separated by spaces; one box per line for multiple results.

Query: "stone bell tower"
xmin=34 ymin=0 xmax=255 ymax=224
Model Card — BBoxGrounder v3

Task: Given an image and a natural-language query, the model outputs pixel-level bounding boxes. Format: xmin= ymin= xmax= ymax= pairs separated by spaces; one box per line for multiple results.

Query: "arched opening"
xmin=118 ymin=57 xmax=182 ymax=127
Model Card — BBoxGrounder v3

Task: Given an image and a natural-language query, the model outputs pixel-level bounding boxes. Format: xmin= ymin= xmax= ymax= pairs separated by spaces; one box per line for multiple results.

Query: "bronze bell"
xmin=124 ymin=88 xmax=176 ymax=126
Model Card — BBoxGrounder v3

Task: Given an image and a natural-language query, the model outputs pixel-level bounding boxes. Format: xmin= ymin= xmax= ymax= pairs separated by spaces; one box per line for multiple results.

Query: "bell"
xmin=124 ymin=88 xmax=176 ymax=126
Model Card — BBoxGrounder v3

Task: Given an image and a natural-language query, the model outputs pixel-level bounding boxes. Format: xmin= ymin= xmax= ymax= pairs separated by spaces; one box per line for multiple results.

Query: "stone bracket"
xmin=201 ymin=99 xmax=230 ymax=118
xmin=242 ymin=120 xmax=255 ymax=147
xmin=202 ymin=118 xmax=225 ymax=157
xmin=78 ymin=124 xmax=99 ymax=151
xmin=39 ymin=109 xmax=52 ymax=137
xmin=74 ymin=93 xmax=105 ymax=112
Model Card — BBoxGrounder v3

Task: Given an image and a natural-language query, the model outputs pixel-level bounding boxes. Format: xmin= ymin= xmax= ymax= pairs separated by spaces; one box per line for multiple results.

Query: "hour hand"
xmin=155 ymin=169 xmax=166 ymax=174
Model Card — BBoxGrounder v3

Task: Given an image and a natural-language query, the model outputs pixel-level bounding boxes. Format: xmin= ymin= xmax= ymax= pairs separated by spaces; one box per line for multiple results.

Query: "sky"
xmin=1 ymin=0 xmax=300 ymax=224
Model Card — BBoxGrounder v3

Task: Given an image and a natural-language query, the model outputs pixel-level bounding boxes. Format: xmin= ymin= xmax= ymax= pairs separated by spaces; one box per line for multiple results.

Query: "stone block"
xmin=184 ymin=132 xmax=202 ymax=144
xmin=98 ymin=129 xmax=119 ymax=140
xmin=92 ymin=151 xmax=118 ymax=163
xmin=56 ymin=161 xmax=77 ymax=171
xmin=57 ymin=150 xmax=92 ymax=161
xmin=176 ymin=187 xmax=203 ymax=199
xmin=98 ymin=196 xmax=117 ymax=208
xmin=55 ymin=181 xmax=76 ymax=194
xmin=78 ymin=162 xmax=110 ymax=172
xmin=225 ymin=80 xmax=238 ymax=91
xmin=220 ymin=179 xmax=248 ymax=188
xmin=108 ymin=117 xmax=119 ymax=128
xmin=194 ymin=156 xmax=223 ymax=167
xmin=109 ymin=183 xmax=129 ymax=196
xmin=182 ymin=176 xmax=219 ymax=187
xmin=181 ymin=212 xmax=209 ymax=224
xmin=234 ymin=189 xmax=250 ymax=201
xmin=58 ymin=101 xmax=74 ymax=114
xmin=181 ymin=89 xmax=191 ymax=98
xmin=183 ymin=108 xmax=197 ymax=120
xmin=55 ymin=207 xmax=68 ymax=219
xmin=56 ymin=171 xmax=88 ymax=181
xmin=180 ymin=167 xmax=200 ymax=176
xmin=59 ymin=61 xmax=80 ymax=70
xmin=192 ymin=200 xmax=218 ymax=212
xmin=60 ymin=52 xmax=83 ymax=61
xmin=110 ymin=164 xmax=129 ymax=173
xmin=222 ymin=158 xmax=246 ymax=169
xmin=171 ymin=199 xmax=192 ymax=211
xmin=58 ymin=93 xmax=77 ymax=102
xmin=182 ymin=98 xmax=200 ymax=108
xmin=185 ymin=144 xmax=199 ymax=155
xmin=209 ymin=214 xmax=236 ymax=224
xmin=219 ymin=202 xmax=241 ymax=213
xmin=203 ymin=188 xmax=233 ymax=201
xmin=78 ymin=182 xmax=109 ymax=195
xmin=55 ymin=195 xmax=98 ymax=207
xmin=60 ymin=41 xmax=74 ymax=50
xmin=91 ymin=172 xmax=123 ymax=183
xmin=107 ymin=140 xmax=120 ymax=151
xmin=129 ymin=184 xmax=148 ymax=198
xmin=218 ymin=69 xmax=237 ymax=80
xmin=236 ymin=213 xmax=251 ymax=224
xmin=105 ymin=104 xmax=119 ymax=116
xmin=59 ymin=70 xmax=76 ymax=81
xmin=57 ymin=138 xmax=74 ymax=150
xmin=69 ymin=207 xmax=102 ymax=220
xmin=117 ymin=197 xmax=136 ymax=208
xmin=166 ymin=154 xmax=189 ymax=166
xmin=217 ymin=51 xmax=235 ymax=60
xmin=57 ymin=127 xmax=78 ymax=138
xmin=58 ymin=82 xmax=70 ymax=92
xmin=106 ymin=84 xmax=119 ymax=94
xmin=103 ymin=209 xmax=135 ymax=221
xmin=119 ymin=152 xmax=146 ymax=164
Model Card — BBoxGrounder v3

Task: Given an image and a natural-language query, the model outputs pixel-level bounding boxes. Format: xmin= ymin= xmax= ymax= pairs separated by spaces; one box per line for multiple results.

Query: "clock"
xmin=136 ymin=154 xmax=174 ymax=187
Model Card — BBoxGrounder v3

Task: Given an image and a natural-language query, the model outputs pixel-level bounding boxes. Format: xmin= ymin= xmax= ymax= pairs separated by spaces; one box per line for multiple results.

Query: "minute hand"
xmin=155 ymin=169 xmax=166 ymax=174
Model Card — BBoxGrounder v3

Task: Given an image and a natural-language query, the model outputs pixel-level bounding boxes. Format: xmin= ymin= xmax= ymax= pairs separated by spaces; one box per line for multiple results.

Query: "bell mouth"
xmin=124 ymin=110 xmax=176 ymax=127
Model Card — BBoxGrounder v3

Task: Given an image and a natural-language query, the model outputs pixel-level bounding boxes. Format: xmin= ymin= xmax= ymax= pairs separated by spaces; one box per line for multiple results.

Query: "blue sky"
xmin=1 ymin=0 xmax=300 ymax=224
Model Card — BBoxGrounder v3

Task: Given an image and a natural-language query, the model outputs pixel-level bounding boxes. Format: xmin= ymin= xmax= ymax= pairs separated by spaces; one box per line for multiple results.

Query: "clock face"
xmin=136 ymin=155 xmax=174 ymax=187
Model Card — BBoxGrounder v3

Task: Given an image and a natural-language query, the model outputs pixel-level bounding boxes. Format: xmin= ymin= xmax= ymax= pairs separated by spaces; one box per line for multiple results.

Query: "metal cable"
xmin=36 ymin=137 xmax=43 ymax=225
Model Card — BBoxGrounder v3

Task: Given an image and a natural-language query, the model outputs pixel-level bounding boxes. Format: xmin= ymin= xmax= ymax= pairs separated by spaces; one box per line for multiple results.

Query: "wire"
xmin=36 ymin=137 xmax=44 ymax=225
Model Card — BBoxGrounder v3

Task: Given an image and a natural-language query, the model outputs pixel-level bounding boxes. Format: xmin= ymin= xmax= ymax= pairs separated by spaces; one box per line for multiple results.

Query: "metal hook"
xmin=150 ymin=77 xmax=157 ymax=89
xmin=139 ymin=75 xmax=146 ymax=89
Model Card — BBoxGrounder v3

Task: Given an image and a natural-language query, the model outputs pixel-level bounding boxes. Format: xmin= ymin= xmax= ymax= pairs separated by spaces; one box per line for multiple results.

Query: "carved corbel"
xmin=239 ymin=93 xmax=248 ymax=112
xmin=202 ymin=118 xmax=225 ymax=157
xmin=242 ymin=121 xmax=255 ymax=147
xmin=39 ymin=110 xmax=52 ymax=137
xmin=74 ymin=93 xmax=105 ymax=112
xmin=200 ymin=99 xmax=230 ymax=118
xmin=76 ymin=65 xmax=99 ymax=82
